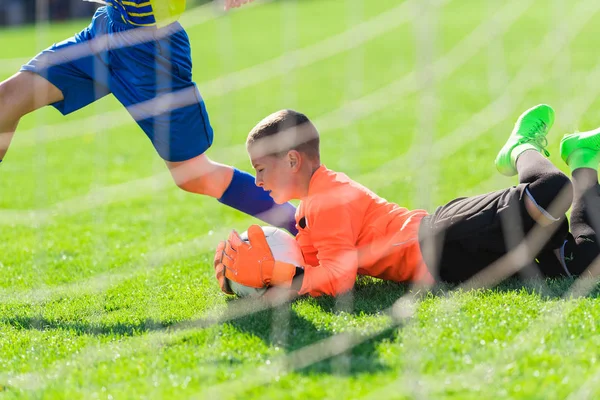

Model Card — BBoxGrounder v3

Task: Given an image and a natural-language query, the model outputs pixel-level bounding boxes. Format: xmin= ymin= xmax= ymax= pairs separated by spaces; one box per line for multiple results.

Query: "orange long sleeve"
xmin=297 ymin=202 xmax=360 ymax=297
xmin=296 ymin=166 xmax=433 ymax=297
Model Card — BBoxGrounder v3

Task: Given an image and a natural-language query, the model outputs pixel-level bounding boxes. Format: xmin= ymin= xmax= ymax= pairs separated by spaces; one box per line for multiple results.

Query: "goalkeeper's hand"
xmin=224 ymin=0 xmax=255 ymax=11
xmin=214 ymin=240 xmax=234 ymax=295
xmin=220 ymin=225 xmax=296 ymax=289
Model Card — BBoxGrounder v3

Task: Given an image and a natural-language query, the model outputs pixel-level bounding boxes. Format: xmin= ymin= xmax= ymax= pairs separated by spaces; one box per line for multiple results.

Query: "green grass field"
xmin=1 ymin=0 xmax=600 ymax=398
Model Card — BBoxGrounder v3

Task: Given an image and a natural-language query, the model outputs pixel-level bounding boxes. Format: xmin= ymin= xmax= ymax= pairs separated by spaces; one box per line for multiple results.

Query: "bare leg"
xmin=516 ymin=150 xmax=573 ymax=224
xmin=165 ymin=154 xmax=298 ymax=234
xmin=0 ymin=71 xmax=64 ymax=160
xmin=165 ymin=154 xmax=234 ymax=198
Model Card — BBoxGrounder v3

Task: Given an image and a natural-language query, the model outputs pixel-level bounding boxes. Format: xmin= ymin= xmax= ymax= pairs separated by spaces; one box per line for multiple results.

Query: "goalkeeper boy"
xmin=0 ymin=0 xmax=298 ymax=235
xmin=215 ymin=105 xmax=600 ymax=296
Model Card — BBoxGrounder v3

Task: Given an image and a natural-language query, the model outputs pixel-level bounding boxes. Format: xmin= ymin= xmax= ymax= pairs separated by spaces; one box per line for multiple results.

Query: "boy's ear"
xmin=287 ymin=150 xmax=301 ymax=171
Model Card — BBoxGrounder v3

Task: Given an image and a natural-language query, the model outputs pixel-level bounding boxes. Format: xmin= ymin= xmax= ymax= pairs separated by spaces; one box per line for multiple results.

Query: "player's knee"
xmin=166 ymin=155 xmax=233 ymax=198
xmin=174 ymin=177 xmax=208 ymax=194
xmin=169 ymin=167 xmax=219 ymax=197
xmin=529 ymin=171 xmax=573 ymax=217
xmin=167 ymin=154 xmax=234 ymax=199
xmin=0 ymin=80 xmax=22 ymax=119
xmin=174 ymin=180 xmax=192 ymax=192
xmin=0 ymin=72 xmax=63 ymax=120
xmin=0 ymin=77 xmax=33 ymax=120
xmin=546 ymin=171 xmax=573 ymax=213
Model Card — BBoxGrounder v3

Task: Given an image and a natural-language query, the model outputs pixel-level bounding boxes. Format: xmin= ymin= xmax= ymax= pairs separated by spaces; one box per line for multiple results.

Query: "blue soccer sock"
xmin=218 ymin=168 xmax=298 ymax=236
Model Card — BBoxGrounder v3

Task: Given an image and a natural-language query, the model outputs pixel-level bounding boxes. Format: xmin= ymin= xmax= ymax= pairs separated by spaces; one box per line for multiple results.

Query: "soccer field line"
xmin=0 ymin=0 xmax=596 ymax=390
xmin=8 ymin=0 xmax=431 ymax=149
xmin=1 ymin=0 xmax=522 ymax=224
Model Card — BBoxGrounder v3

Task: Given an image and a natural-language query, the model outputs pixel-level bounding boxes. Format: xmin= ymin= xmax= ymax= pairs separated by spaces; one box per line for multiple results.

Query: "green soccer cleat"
xmin=560 ymin=128 xmax=600 ymax=171
xmin=495 ymin=104 xmax=554 ymax=176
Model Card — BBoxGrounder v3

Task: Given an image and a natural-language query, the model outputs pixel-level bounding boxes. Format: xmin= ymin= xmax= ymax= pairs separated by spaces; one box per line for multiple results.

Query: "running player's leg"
xmin=107 ymin=14 xmax=297 ymax=234
xmin=0 ymin=72 xmax=63 ymax=161
xmin=2 ymin=8 xmax=112 ymax=162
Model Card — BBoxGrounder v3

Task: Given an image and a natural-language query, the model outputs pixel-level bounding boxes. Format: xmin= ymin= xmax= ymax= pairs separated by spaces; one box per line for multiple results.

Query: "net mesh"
xmin=1 ymin=0 xmax=600 ymax=397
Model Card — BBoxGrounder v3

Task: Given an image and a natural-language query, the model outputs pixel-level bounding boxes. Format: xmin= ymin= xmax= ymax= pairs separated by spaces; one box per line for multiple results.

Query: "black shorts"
xmin=418 ymin=183 xmax=569 ymax=283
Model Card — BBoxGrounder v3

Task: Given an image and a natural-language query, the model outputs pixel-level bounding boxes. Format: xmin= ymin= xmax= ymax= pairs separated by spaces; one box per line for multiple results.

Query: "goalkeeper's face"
xmin=250 ymin=150 xmax=304 ymax=204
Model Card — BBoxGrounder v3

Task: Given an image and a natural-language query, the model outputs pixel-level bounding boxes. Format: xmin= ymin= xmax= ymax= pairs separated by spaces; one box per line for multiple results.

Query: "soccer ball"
xmin=227 ymin=226 xmax=304 ymax=298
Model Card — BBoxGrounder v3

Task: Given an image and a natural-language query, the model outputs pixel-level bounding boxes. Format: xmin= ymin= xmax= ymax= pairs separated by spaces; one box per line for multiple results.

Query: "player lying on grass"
xmin=0 ymin=0 xmax=298 ymax=235
xmin=214 ymin=105 xmax=600 ymax=297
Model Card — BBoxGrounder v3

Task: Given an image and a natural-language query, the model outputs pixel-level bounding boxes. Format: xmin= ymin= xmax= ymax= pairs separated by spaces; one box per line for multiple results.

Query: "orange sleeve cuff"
xmin=270 ymin=261 xmax=297 ymax=287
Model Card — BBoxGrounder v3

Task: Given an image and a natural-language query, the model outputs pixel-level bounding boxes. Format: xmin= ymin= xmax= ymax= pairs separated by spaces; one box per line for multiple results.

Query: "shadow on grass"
xmin=311 ymin=277 xmax=456 ymax=315
xmin=487 ymin=276 xmax=600 ymax=299
xmin=2 ymin=276 xmax=596 ymax=381
xmin=0 ymin=315 xmax=173 ymax=336
xmin=227 ymin=303 xmax=399 ymax=376
xmin=332 ymin=276 xmax=600 ymax=314
xmin=3 ymin=276 xmax=595 ymax=333
xmin=227 ymin=275 xmax=600 ymax=378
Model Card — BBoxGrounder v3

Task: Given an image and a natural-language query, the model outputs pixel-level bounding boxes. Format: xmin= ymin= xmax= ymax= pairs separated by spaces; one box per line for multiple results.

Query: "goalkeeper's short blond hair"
xmin=246 ymin=109 xmax=320 ymax=160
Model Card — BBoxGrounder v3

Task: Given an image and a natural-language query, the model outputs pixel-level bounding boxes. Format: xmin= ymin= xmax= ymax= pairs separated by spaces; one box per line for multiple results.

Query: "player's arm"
xmin=295 ymin=205 xmax=359 ymax=297
xmin=214 ymin=202 xmax=360 ymax=297
xmin=214 ymin=197 xmax=358 ymax=296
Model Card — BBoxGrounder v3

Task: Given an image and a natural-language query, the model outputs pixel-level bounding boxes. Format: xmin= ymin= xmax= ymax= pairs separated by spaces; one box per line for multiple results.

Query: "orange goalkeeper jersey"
xmin=296 ymin=165 xmax=433 ymax=297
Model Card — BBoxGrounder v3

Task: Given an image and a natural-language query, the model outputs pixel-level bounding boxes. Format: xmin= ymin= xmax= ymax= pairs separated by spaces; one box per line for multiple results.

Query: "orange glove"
xmin=221 ymin=225 xmax=297 ymax=289
xmin=214 ymin=240 xmax=234 ymax=295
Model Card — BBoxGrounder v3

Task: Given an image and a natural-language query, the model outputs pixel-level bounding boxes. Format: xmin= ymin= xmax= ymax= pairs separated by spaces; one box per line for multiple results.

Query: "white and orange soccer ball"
xmin=226 ymin=226 xmax=305 ymax=298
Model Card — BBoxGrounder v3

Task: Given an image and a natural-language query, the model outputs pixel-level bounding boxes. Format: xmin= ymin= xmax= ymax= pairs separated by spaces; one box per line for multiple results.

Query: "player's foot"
xmin=495 ymin=104 xmax=554 ymax=176
xmin=560 ymin=128 xmax=600 ymax=171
